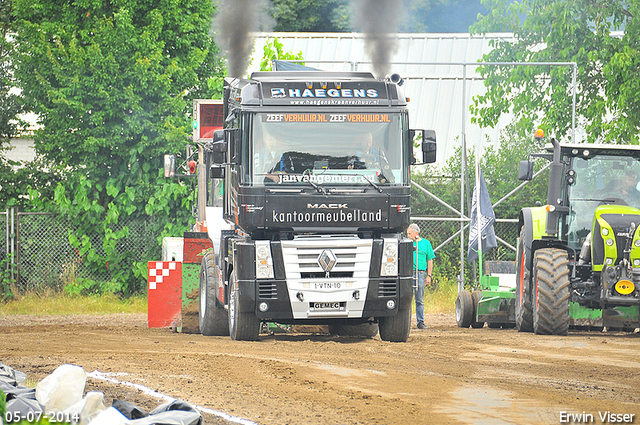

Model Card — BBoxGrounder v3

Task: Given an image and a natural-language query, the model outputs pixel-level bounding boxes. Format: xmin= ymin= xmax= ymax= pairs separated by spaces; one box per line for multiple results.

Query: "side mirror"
xmin=518 ymin=160 xmax=534 ymax=181
xmin=421 ymin=130 xmax=437 ymax=164
xmin=211 ymin=130 xmax=227 ymax=164
xmin=210 ymin=164 xmax=225 ymax=179
xmin=163 ymin=154 xmax=175 ymax=178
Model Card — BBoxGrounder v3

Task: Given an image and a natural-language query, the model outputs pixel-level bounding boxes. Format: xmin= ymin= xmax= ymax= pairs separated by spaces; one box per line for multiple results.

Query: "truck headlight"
xmin=255 ymin=241 xmax=274 ymax=279
xmin=380 ymin=239 xmax=398 ymax=276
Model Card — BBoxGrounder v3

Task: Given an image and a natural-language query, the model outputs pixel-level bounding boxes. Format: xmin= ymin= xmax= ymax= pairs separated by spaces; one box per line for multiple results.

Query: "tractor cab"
xmin=514 ymin=139 xmax=640 ymax=334
xmin=554 ymin=144 xmax=640 ymax=308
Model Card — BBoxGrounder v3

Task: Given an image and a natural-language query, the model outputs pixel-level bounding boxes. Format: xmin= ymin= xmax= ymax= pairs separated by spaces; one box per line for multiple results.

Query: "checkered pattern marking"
xmin=148 ymin=262 xmax=177 ymax=289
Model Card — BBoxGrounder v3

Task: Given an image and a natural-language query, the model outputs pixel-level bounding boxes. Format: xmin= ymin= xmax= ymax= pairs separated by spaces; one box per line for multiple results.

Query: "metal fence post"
xmin=9 ymin=207 xmax=16 ymax=285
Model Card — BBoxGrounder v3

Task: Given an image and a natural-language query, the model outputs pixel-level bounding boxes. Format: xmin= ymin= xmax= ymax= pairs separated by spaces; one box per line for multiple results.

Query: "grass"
xmin=424 ymin=280 xmax=457 ymax=314
xmin=424 ymin=273 xmax=458 ymax=314
xmin=0 ymin=281 xmax=456 ymax=317
xmin=0 ymin=293 xmax=147 ymax=316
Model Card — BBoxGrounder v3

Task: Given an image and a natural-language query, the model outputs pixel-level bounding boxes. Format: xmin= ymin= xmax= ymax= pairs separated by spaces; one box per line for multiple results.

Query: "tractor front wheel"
xmin=532 ymin=248 xmax=571 ymax=335
xmin=515 ymin=228 xmax=534 ymax=332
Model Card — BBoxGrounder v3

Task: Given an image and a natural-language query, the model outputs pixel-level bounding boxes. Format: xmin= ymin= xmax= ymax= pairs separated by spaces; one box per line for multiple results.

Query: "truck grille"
xmin=258 ymin=282 xmax=277 ymax=299
xmin=281 ymin=238 xmax=373 ymax=280
xmin=378 ymin=281 xmax=397 ymax=297
xmin=300 ymin=271 xmax=354 ymax=279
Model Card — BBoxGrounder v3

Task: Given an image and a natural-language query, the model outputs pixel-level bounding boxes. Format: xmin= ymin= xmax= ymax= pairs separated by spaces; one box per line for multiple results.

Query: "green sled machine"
xmin=457 ymin=130 xmax=640 ymax=334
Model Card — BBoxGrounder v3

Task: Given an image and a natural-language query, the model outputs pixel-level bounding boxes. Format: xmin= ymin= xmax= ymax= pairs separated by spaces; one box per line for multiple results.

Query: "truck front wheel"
xmin=228 ymin=272 xmax=261 ymax=341
xmin=379 ymin=307 xmax=411 ymax=342
xmin=199 ymin=253 xmax=229 ymax=336
xmin=532 ymin=248 xmax=570 ymax=335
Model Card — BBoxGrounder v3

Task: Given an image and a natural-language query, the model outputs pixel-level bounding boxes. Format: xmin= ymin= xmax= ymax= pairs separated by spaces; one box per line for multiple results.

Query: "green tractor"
xmin=515 ymin=131 xmax=640 ymax=334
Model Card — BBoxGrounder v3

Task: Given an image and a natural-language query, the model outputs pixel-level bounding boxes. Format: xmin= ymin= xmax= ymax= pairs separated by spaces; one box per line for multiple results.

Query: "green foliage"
xmin=270 ymin=0 xmax=351 ymax=32
xmin=0 ymin=256 xmax=15 ymax=301
xmin=471 ymin=0 xmax=640 ymax=144
xmin=260 ymin=37 xmax=305 ymax=71
xmin=1 ymin=158 xmax=63 ymax=211
xmin=0 ymin=0 xmax=31 ymax=211
xmin=9 ymin=0 xmax=219 ymax=294
xmin=0 ymin=387 xmax=5 ymax=419
xmin=399 ymin=0 xmax=489 ymax=33
xmin=268 ymin=0 xmax=490 ymax=33
xmin=0 ymin=0 xmax=25 ymax=146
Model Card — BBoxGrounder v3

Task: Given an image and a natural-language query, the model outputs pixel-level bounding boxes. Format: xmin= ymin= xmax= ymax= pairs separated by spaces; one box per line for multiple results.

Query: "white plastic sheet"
xmin=36 ymin=364 xmax=87 ymax=412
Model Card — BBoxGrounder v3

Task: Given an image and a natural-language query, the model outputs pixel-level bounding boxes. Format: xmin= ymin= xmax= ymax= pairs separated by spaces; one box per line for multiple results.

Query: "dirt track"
xmin=1 ymin=313 xmax=639 ymax=425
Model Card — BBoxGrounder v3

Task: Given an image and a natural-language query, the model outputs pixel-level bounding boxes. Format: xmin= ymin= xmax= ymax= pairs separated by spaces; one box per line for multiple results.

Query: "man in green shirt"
xmin=407 ymin=223 xmax=436 ymax=329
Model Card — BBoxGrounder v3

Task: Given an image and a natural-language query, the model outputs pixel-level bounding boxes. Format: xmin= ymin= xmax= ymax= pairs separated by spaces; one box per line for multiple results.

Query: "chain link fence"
xmin=3 ymin=210 xmax=520 ymax=294
xmin=416 ymin=218 xmax=519 ymax=261
xmin=2 ymin=210 xmax=161 ymax=294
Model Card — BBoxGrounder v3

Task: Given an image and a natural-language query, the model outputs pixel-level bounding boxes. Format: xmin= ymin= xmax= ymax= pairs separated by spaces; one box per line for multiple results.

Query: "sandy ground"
xmin=1 ymin=312 xmax=639 ymax=425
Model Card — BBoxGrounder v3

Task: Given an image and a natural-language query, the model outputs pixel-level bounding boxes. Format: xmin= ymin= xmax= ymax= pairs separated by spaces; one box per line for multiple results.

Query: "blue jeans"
xmin=413 ymin=270 xmax=426 ymax=324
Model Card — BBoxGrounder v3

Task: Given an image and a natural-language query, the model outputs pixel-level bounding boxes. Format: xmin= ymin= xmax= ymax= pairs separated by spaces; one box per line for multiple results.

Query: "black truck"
xmin=198 ymin=71 xmax=436 ymax=342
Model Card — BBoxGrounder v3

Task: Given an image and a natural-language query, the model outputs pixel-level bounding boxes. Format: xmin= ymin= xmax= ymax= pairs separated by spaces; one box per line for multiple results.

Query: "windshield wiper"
xmin=302 ymin=169 xmax=326 ymax=194
xmin=360 ymin=174 xmax=383 ymax=193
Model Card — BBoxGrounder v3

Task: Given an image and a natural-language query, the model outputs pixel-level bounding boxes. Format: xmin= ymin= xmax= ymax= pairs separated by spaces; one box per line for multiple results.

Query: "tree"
xmin=399 ymin=0 xmax=488 ymax=33
xmin=268 ymin=0 xmax=490 ymax=33
xmin=471 ymin=0 xmax=640 ymax=144
xmin=0 ymin=0 xmax=21 ymax=146
xmin=260 ymin=37 xmax=304 ymax=70
xmin=11 ymin=0 xmax=224 ymax=294
xmin=270 ymin=0 xmax=351 ymax=32
xmin=0 ymin=0 xmax=30 ymax=210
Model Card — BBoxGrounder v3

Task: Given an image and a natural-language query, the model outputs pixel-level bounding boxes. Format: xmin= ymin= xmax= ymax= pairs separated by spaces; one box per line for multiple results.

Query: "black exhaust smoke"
xmin=352 ymin=0 xmax=405 ymax=78
xmin=214 ymin=0 xmax=273 ymax=78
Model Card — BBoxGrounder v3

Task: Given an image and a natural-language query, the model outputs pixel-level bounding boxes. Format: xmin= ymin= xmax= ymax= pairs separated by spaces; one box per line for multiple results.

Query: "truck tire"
xmin=455 ymin=290 xmax=474 ymax=328
xmin=228 ymin=271 xmax=261 ymax=341
xmin=471 ymin=290 xmax=485 ymax=328
xmin=199 ymin=253 xmax=229 ymax=336
xmin=328 ymin=323 xmax=379 ymax=338
xmin=515 ymin=228 xmax=534 ymax=332
xmin=379 ymin=307 xmax=411 ymax=342
xmin=532 ymin=248 xmax=571 ymax=335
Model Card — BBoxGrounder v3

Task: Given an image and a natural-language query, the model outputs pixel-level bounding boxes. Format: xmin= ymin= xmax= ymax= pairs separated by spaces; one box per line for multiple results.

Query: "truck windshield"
xmin=249 ymin=112 xmax=407 ymax=186
xmin=567 ymin=155 xmax=640 ymax=249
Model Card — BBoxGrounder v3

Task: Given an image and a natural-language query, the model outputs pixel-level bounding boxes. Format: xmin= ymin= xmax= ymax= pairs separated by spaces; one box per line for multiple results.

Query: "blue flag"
xmin=468 ymin=169 xmax=497 ymax=263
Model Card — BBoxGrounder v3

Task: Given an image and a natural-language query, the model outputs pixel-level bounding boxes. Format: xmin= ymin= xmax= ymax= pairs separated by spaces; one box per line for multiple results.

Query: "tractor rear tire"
xmin=456 ymin=290 xmax=474 ymax=328
xmin=471 ymin=290 xmax=485 ymax=328
xmin=379 ymin=307 xmax=411 ymax=342
xmin=228 ymin=271 xmax=261 ymax=341
xmin=532 ymin=248 xmax=571 ymax=335
xmin=515 ymin=228 xmax=534 ymax=333
xmin=199 ymin=253 xmax=229 ymax=336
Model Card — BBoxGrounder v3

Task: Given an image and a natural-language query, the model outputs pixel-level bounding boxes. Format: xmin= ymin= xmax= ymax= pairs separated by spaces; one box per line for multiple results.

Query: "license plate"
xmin=313 ymin=282 xmax=342 ymax=290
xmin=311 ymin=302 xmax=343 ymax=310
